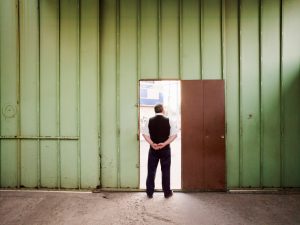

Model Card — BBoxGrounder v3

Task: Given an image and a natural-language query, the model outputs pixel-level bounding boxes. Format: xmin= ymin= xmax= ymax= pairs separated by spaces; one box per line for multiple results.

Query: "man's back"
xmin=148 ymin=115 xmax=170 ymax=150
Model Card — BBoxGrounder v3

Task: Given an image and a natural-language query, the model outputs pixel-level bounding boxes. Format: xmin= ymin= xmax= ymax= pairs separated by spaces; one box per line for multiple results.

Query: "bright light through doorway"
xmin=139 ymin=80 xmax=181 ymax=190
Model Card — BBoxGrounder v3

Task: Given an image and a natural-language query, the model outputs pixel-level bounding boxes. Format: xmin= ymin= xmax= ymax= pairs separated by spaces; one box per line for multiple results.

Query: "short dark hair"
xmin=154 ymin=104 xmax=164 ymax=113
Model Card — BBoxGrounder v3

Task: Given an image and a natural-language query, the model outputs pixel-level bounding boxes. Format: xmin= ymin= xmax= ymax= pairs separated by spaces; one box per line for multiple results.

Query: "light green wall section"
xmin=182 ymin=0 xmax=200 ymax=80
xmin=1 ymin=0 xmax=300 ymax=189
xmin=60 ymin=0 xmax=79 ymax=188
xmin=201 ymin=0 xmax=222 ymax=79
xmin=282 ymin=0 xmax=300 ymax=187
xmin=161 ymin=0 xmax=179 ymax=79
xmin=119 ymin=0 xmax=139 ymax=188
xmin=224 ymin=0 xmax=240 ymax=187
xmin=100 ymin=0 xmax=118 ymax=188
xmin=140 ymin=0 xmax=158 ymax=79
xmin=261 ymin=0 xmax=281 ymax=187
xmin=19 ymin=0 xmax=39 ymax=188
xmin=0 ymin=0 xmax=19 ymax=187
xmin=80 ymin=0 xmax=100 ymax=188
xmin=40 ymin=0 xmax=59 ymax=188
xmin=0 ymin=0 xmax=100 ymax=189
xmin=240 ymin=0 xmax=261 ymax=187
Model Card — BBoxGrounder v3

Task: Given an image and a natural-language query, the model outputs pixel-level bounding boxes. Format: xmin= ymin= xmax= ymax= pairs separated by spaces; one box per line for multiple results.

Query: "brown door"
xmin=181 ymin=80 xmax=225 ymax=191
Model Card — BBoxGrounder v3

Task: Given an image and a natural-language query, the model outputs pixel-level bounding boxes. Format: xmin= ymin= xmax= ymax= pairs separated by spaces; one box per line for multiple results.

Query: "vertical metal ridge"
xmin=221 ymin=0 xmax=227 ymax=188
xmin=37 ymin=0 xmax=41 ymax=188
xmin=179 ymin=0 xmax=183 ymax=79
xmin=237 ymin=0 xmax=242 ymax=188
xmin=137 ymin=0 xmax=141 ymax=82
xmin=199 ymin=0 xmax=203 ymax=80
xmin=279 ymin=0 xmax=284 ymax=188
xmin=137 ymin=0 xmax=141 ymax=188
xmin=57 ymin=0 xmax=61 ymax=189
xmin=220 ymin=0 xmax=225 ymax=80
xmin=0 ymin=0 xmax=2 ymax=188
xmin=116 ymin=0 xmax=121 ymax=188
xmin=17 ymin=0 xmax=21 ymax=189
xmin=77 ymin=0 xmax=81 ymax=190
xmin=259 ymin=0 xmax=263 ymax=188
xmin=98 ymin=0 xmax=102 ymax=188
xmin=158 ymin=0 xmax=161 ymax=79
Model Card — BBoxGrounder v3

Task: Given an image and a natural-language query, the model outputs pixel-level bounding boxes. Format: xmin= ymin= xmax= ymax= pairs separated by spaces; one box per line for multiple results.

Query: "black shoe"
xmin=147 ymin=193 xmax=153 ymax=199
xmin=164 ymin=191 xmax=173 ymax=198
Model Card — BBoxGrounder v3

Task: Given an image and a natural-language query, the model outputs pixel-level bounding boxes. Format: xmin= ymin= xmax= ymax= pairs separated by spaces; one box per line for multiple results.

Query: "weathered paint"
xmin=261 ymin=0 xmax=281 ymax=187
xmin=0 ymin=0 xmax=19 ymax=188
xmin=239 ymin=0 xmax=261 ymax=187
xmin=0 ymin=0 xmax=300 ymax=189
xmin=282 ymin=0 xmax=300 ymax=187
xmin=224 ymin=0 xmax=240 ymax=188
xmin=39 ymin=0 xmax=60 ymax=188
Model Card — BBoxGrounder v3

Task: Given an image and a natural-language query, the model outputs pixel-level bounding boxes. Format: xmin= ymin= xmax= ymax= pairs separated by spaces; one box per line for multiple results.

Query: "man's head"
xmin=154 ymin=104 xmax=164 ymax=113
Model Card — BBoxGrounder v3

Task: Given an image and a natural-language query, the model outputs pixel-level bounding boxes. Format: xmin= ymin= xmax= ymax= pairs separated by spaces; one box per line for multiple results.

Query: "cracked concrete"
xmin=0 ymin=190 xmax=300 ymax=225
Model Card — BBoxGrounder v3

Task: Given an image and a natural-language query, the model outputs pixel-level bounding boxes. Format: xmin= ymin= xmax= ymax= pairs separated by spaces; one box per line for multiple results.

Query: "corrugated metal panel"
xmin=80 ymin=0 xmax=100 ymax=189
xmin=0 ymin=0 xmax=19 ymax=188
xmin=140 ymin=0 xmax=158 ymax=79
xmin=100 ymin=0 xmax=118 ymax=188
xmin=224 ymin=0 xmax=240 ymax=188
xmin=240 ymin=0 xmax=261 ymax=187
xmin=40 ymin=0 xmax=60 ymax=188
xmin=19 ymin=0 xmax=39 ymax=188
xmin=181 ymin=0 xmax=200 ymax=80
xmin=60 ymin=0 xmax=79 ymax=189
xmin=201 ymin=0 xmax=223 ymax=79
xmin=0 ymin=0 xmax=300 ymax=189
xmin=119 ymin=0 xmax=139 ymax=188
xmin=261 ymin=0 xmax=281 ymax=187
xmin=282 ymin=0 xmax=300 ymax=187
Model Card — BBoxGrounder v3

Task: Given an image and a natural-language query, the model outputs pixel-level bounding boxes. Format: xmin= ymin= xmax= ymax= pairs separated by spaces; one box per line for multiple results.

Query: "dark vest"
xmin=148 ymin=115 xmax=170 ymax=150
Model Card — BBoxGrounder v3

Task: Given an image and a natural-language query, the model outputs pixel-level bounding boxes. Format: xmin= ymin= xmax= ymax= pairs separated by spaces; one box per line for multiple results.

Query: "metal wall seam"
xmin=17 ymin=0 xmax=21 ymax=188
xmin=199 ymin=0 xmax=203 ymax=80
xmin=0 ymin=0 xmax=2 ymax=188
xmin=98 ymin=0 xmax=102 ymax=188
xmin=57 ymin=0 xmax=61 ymax=189
xmin=259 ymin=0 xmax=263 ymax=188
xmin=37 ymin=0 xmax=41 ymax=188
xmin=116 ymin=0 xmax=121 ymax=188
xmin=237 ymin=0 xmax=242 ymax=188
xmin=77 ymin=0 xmax=81 ymax=189
xmin=137 ymin=0 xmax=141 ymax=187
xmin=158 ymin=0 xmax=161 ymax=79
xmin=221 ymin=0 xmax=227 ymax=188
xmin=137 ymin=0 xmax=141 ymax=82
xmin=279 ymin=0 xmax=284 ymax=187
xmin=179 ymin=0 xmax=183 ymax=79
xmin=221 ymin=0 xmax=225 ymax=80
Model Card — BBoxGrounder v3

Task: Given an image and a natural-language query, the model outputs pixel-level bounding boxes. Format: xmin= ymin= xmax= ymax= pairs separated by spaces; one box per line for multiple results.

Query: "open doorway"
xmin=139 ymin=80 xmax=181 ymax=190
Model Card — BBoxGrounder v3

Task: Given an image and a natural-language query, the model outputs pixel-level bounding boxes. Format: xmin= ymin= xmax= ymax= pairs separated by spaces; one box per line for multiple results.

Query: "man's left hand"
xmin=157 ymin=143 xmax=166 ymax=149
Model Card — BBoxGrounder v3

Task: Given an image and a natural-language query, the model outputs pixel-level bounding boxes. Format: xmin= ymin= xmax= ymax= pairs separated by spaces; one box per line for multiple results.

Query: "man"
xmin=142 ymin=104 xmax=177 ymax=198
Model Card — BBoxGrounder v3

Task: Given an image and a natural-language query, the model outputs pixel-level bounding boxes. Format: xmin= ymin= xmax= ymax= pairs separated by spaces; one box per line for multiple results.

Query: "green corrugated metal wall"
xmin=0 ymin=0 xmax=299 ymax=189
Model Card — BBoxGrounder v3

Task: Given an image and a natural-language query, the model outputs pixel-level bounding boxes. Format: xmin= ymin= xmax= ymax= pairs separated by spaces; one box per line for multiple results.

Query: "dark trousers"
xmin=146 ymin=148 xmax=171 ymax=196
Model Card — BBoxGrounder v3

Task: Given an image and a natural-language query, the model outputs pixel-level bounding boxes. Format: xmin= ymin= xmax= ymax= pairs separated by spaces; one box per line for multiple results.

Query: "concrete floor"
xmin=1 ymin=190 xmax=300 ymax=225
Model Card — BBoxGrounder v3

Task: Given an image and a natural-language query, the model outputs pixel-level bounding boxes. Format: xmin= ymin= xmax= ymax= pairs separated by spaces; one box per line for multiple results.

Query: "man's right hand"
xmin=151 ymin=143 xmax=160 ymax=150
